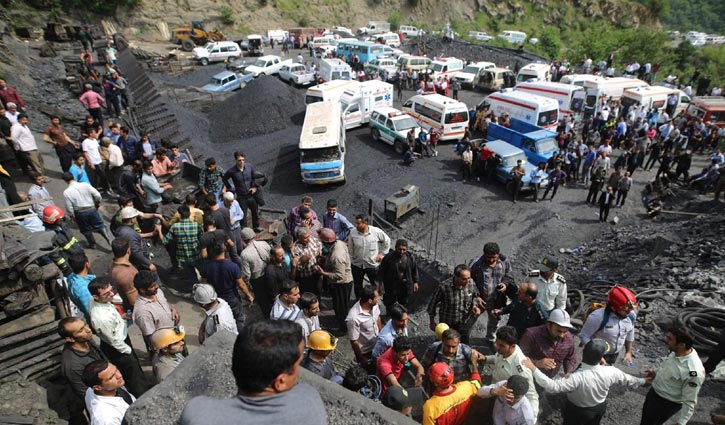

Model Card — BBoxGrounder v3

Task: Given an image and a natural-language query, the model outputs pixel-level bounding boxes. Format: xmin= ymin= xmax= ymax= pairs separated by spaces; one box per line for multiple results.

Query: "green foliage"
xmin=661 ymin=0 xmax=724 ymax=33
xmin=51 ymin=0 xmax=139 ymax=15
xmin=297 ymin=16 xmax=308 ymax=27
xmin=388 ymin=11 xmax=401 ymax=31
xmin=537 ymin=27 xmax=561 ymax=59
xmin=219 ymin=6 xmax=235 ymax=26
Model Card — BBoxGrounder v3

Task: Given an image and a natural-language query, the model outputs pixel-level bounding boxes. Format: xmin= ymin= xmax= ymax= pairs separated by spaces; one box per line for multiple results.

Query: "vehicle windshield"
xmin=445 ymin=111 xmax=468 ymax=124
xmin=462 ymin=66 xmax=481 ymax=74
xmin=430 ymin=63 xmax=445 ymax=72
xmin=516 ymin=73 xmax=536 ymax=82
xmin=585 ymin=95 xmax=597 ymax=108
xmin=300 ymin=147 xmax=341 ymax=162
xmin=205 ymin=44 xmax=215 ymax=52
xmin=685 ymin=105 xmax=705 ymax=119
xmin=212 ymin=78 xmax=223 ymax=85
xmin=536 ymin=138 xmax=558 ymax=153
xmin=393 ymin=117 xmax=419 ymax=131
xmin=538 ymin=110 xmax=558 ymax=127
xmin=305 ymin=95 xmax=322 ymax=105
xmin=504 ymin=153 xmax=528 ymax=168
xmin=253 ymin=59 xmax=268 ymax=66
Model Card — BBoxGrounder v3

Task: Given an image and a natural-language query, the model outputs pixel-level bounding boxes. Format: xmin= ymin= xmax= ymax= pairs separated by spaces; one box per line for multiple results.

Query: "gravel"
xmin=404 ymin=37 xmax=548 ymax=69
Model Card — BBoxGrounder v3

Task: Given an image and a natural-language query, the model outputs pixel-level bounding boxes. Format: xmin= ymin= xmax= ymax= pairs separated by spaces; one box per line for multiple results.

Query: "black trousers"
xmin=512 ymin=179 xmax=522 ymax=202
xmin=563 ymin=399 xmax=607 ymax=425
xmin=351 ymin=265 xmax=377 ymax=299
xmin=383 ymin=280 xmax=409 ymax=309
xmin=297 ymin=274 xmax=321 ymax=297
xmin=237 ymin=194 xmax=260 ymax=228
xmin=99 ymin=339 xmax=149 ymax=398
xmin=616 ymin=189 xmax=629 ymax=206
xmin=542 ymin=183 xmax=561 ymax=200
xmin=599 ymin=204 xmax=610 ymax=222
xmin=640 ymin=388 xmax=682 ymax=425
xmin=330 ymin=281 xmax=352 ymax=329
xmin=55 ymin=144 xmax=77 ymax=172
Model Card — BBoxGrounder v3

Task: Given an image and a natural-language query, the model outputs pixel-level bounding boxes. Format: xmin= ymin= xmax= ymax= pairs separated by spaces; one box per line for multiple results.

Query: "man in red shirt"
xmin=0 ymin=79 xmax=25 ymax=111
xmin=519 ymin=308 xmax=577 ymax=378
xmin=376 ymin=336 xmax=425 ymax=394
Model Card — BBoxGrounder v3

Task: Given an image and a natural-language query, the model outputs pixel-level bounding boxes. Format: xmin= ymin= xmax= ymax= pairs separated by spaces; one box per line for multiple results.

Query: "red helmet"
xmin=42 ymin=205 xmax=65 ymax=224
xmin=428 ymin=362 xmax=454 ymax=388
xmin=607 ymin=286 xmax=638 ymax=312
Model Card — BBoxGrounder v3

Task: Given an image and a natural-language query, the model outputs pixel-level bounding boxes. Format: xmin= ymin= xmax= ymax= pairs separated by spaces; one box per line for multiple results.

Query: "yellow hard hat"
xmin=435 ymin=323 xmax=450 ymax=341
xmin=150 ymin=326 xmax=186 ymax=350
xmin=308 ymin=330 xmax=337 ymax=351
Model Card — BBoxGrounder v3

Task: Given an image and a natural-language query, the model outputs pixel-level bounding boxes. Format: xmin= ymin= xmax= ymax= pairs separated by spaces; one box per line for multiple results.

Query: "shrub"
xmin=388 ymin=12 xmax=401 ymax=31
xmin=220 ymin=6 xmax=235 ymax=25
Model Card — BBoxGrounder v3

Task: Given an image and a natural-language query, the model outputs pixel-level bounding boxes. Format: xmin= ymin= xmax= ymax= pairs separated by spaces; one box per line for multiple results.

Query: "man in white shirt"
xmin=348 ymin=214 xmax=391 ymax=298
xmin=346 ymin=285 xmax=382 ymax=371
xmin=193 ymin=284 xmax=238 ymax=344
xmin=270 ymin=279 xmax=301 ymax=321
xmin=294 ymin=292 xmax=321 ymax=348
xmin=82 ymin=359 xmax=136 ymax=425
xmin=101 ymin=137 xmax=124 ymax=194
xmin=11 ymin=114 xmax=44 ymax=175
xmin=62 ymin=171 xmax=112 ymax=249
xmin=82 ymin=127 xmax=109 ymax=193
xmin=478 ymin=375 xmax=536 ymax=425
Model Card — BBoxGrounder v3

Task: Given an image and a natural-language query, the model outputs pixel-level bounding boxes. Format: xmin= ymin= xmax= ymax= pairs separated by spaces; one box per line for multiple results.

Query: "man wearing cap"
xmin=377 ymin=239 xmax=419 ymax=310
xmin=528 ymin=256 xmax=567 ymax=318
xmin=422 ymin=361 xmax=482 ymax=425
xmin=640 ymin=327 xmax=706 ymax=425
xmin=149 ymin=326 xmax=186 ymax=384
xmin=62 ymin=171 xmax=112 ymax=249
xmin=428 ymin=264 xmax=482 ymax=345
xmin=477 ymin=375 xmax=536 ymax=425
xmin=193 ymin=283 xmax=238 ymax=344
xmin=468 ymin=242 xmax=515 ymax=343
xmin=11 ymin=113 xmax=44 ymax=176
xmin=79 ymin=84 xmax=105 ymax=124
xmin=240 ymin=227 xmax=271 ymax=292
xmin=523 ymin=340 xmax=651 ymax=425
xmin=315 ymin=227 xmax=353 ymax=331
xmin=116 ymin=206 xmax=155 ymax=271
xmin=301 ymin=330 xmax=342 ymax=383
xmin=580 ymin=286 xmax=638 ymax=365
xmin=519 ymin=308 xmax=577 ymax=379
xmin=199 ymin=157 xmax=225 ymax=201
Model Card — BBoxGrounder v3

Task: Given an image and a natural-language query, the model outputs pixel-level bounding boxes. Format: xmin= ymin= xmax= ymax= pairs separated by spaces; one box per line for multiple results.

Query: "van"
xmin=318 ymin=58 xmax=353 ymax=83
xmin=478 ymin=90 xmax=560 ymax=129
xmin=453 ymin=61 xmax=496 ymax=88
xmin=399 ymin=25 xmax=420 ymax=37
xmin=192 ymin=41 xmax=242 ymax=66
xmin=516 ymin=62 xmax=550 ymax=83
xmin=497 ymin=30 xmax=527 ymax=44
xmin=683 ymin=96 xmax=725 ymax=127
xmin=305 ymin=80 xmax=359 ymax=104
xmin=299 ymin=102 xmax=346 ymax=185
xmin=397 ymin=55 xmax=432 ymax=72
xmin=476 ymin=67 xmax=516 ymax=91
xmin=582 ymin=77 xmax=649 ymax=118
xmin=374 ymin=32 xmax=402 ymax=48
xmin=559 ymin=74 xmax=601 ymax=87
xmin=621 ymin=86 xmax=690 ymax=116
xmin=428 ymin=57 xmax=465 ymax=79
xmin=340 ymin=80 xmax=394 ymax=129
xmin=267 ymin=29 xmax=288 ymax=43
xmin=514 ymin=80 xmax=586 ymax=120
xmin=402 ymin=93 xmax=469 ymax=142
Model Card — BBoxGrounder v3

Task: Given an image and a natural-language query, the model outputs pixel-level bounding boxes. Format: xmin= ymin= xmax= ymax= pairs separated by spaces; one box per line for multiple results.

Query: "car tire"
xmin=259 ymin=73 xmax=266 ymax=77
xmin=371 ymin=128 xmax=381 ymax=142
xmin=394 ymin=140 xmax=406 ymax=155
xmin=181 ymin=40 xmax=195 ymax=52
xmin=200 ymin=58 xmax=209 ymax=66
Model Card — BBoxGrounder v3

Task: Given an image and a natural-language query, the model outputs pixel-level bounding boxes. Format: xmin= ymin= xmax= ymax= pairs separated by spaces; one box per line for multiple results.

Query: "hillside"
xmin=661 ymin=0 xmax=724 ymax=34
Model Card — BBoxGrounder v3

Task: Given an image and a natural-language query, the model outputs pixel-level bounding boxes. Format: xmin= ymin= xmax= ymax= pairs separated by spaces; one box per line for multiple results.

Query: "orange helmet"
xmin=42 ymin=205 xmax=65 ymax=224
xmin=607 ymin=286 xmax=638 ymax=312
xmin=428 ymin=362 xmax=454 ymax=388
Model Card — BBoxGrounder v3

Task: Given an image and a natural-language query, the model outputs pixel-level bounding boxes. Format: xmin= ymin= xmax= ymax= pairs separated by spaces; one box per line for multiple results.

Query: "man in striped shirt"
xmin=163 ymin=205 xmax=202 ymax=292
xmin=428 ymin=264 xmax=482 ymax=344
xmin=270 ymin=279 xmax=301 ymax=321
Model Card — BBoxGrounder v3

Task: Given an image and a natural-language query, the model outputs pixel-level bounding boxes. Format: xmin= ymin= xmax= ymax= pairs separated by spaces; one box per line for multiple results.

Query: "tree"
xmin=538 ymin=27 xmax=561 ymax=60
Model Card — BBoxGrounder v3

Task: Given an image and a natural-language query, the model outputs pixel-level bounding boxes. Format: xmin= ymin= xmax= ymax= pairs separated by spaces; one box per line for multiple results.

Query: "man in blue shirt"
xmin=372 ymin=303 xmax=409 ymax=359
xmin=321 ymin=199 xmax=354 ymax=241
xmin=68 ymin=153 xmax=91 ymax=184
xmin=67 ymin=252 xmax=95 ymax=323
xmin=529 ymin=163 xmax=546 ymax=202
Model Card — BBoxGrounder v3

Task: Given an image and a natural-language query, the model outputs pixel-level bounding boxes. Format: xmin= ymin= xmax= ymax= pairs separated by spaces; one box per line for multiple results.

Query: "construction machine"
xmin=170 ymin=20 xmax=224 ymax=52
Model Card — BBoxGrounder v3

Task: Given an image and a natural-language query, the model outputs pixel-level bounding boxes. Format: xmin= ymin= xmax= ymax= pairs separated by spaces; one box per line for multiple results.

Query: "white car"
xmin=365 ymin=57 xmax=398 ymax=79
xmin=381 ymin=45 xmax=405 ymax=59
xmin=369 ymin=107 xmax=422 ymax=155
xmin=468 ymin=31 xmax=493 ymax=42
xmin=278 ymin=64 xmax=316 ymax=87
xmin=192 ymin=41 xmax=242 ymax=66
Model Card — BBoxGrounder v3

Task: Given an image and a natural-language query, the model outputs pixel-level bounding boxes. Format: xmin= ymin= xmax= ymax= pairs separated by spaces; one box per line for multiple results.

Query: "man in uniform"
xmin=528 ymin=256 xmax=566 ymax=318
xmin=640 ymin=327 xmax=706 ymax=425
xmin=468 ymin=242 xmax=515 ymax=343
xmin=491 ymin=282 xmax=546 ymax=340
xmin=580 ymin=286 xmax=638 ymax=365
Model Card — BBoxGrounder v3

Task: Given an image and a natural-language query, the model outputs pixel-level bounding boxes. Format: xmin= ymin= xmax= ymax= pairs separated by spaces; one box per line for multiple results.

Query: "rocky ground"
xmin=1 ymin=34 xmax=724 ymax=424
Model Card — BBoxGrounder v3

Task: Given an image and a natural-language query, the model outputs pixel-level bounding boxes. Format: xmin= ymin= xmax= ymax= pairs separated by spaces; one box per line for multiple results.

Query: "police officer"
xmin=580 ymin=286 xmax=638 ymax=365
xmin=528 ymin=256 xmax=566 ymax=318
xmin=41 ymin=205 xmax=85 ymax=275
xmin=640 ymin=327 xmax=706 ymax=425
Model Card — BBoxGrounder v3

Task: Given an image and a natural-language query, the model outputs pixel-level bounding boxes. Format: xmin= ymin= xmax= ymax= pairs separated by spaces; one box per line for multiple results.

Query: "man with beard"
xmin=580 ymin=286 xmax=638 ymax=365
xmin=468 ymin=242 xmax=515 ymax=343
xmin=43 ymin=115 xmax=79 ymax=172
xmin=377 ymin=239 xmax=419 ymax=310
xmin=519 ymin=309 xmax=577 ymax=379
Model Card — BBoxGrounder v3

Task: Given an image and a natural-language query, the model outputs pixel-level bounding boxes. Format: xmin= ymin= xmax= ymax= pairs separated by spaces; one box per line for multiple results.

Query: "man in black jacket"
xmin=222 ymin=151 xmax=262 ymax=233
xmin=378 ymin=239 xmax=419 ymax=310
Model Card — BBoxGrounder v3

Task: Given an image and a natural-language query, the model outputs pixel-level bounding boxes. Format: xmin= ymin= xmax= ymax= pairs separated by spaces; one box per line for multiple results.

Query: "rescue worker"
xmin=580 ymin=286 xmax=638 ymax=365
xmin=528 ymin=256 xmax=566 ymax=318
xmin=41 ymin=205 xmax=84 ymax=275
xmin=422 ymin=362 xmax=481 ymax=425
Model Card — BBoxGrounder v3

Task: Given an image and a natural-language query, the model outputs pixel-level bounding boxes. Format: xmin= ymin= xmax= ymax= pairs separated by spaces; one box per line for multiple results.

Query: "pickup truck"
xmin=201 ymin=70 xmax=254 ymax=92
xmin=244 ymin=55 xmax=293 ymax=77
xmin=278 ymin=64 xmax=316 ymax=87
xmin=483 ymin=139 xmax=548 ymax=193
xmin=487 ymin=118 xmax=559 ymax=166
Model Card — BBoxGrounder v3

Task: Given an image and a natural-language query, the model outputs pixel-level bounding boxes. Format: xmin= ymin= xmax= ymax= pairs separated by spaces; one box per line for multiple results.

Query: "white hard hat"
xmin=193 ymin=284 xmax=217 ymax=304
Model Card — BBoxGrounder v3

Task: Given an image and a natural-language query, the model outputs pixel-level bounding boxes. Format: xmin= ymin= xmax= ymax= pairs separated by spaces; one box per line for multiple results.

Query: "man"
xmin=377 ymin=239 xmax=419 ymax=309
xmin=140 ymin=160 xmax=172 ymax=211
xmin=82 ymin=360 xmax=136 ymax=425
xmin=79 ymin=84 xmax=105 ymax=124
xmin=28 ymin=172 xmax=54 ymax=218
xmin=260 ymin=246 xmax=289 ymax=317
xmin=149 ymin=326 xmax=186 ymax=384
xmin=102 ymin=137 xmax=124 ymax=193
xmin=0 ymin=79 xmax=25 ymax=111
xmin=428 ymin=264 xmax=482 ymax=344
xmin=477 ymin=375 xmax=535 ymax=425
xmin=163 ymin=205 xmax=203 ymax=290
xmin=524 ymin=340 xmax=650 ymax=425
xmin=372 ymin=303 xmax=409 ymax=359
xmin=220 ymin=191 xmax=244 ymax=256
xmin=291 ymin=227 xmax=321 ymax=295
xmin=115 ymin=206 xmax=155 ymax=271
xmin=528 ymin=256 xmax=567 ymax=317
xmin=640 ymin=327 xmax=706 ymax=425
xmin=151 ymin=148 xmax=177 ymax=177
xmin=315 ymin=227 xmax=353 ymax=331
xmin=198 ymin=157 xmax=225 ymax=200
xmin=599 ymin=185 xmax=615 ymax=222
xmin=376 ymin=336 xmax=425 ymax=393
xmin=193 ymin=283 xmax=238 ymax=344
xmin=346 ymin=285 xmax=382 ymax=370
xmin=481 ymin=326 xmax=539 ymax=417
xmin=348 ymin=214 xmax=391 ymax=298
xmin=511 ymin=159 xmax=526 ymax=203
xmin=62 ymin=171 xmax=112 ymax=249
xmin=200 ymin=240 xmax=254 ymax=322
xmin=295 ymin=292 xmax=321 ymax=346
xmin=468 ymin=242 xmax=514 ymax=343
xmin=519 ymin=308 xmax=577 ymax=378
xmin=542 ymin=164 xmax=568 ymax=200
xmin=41 ymin=205 xmax=84 ymax=275
xmin=270 ymin=279 xmax=301 ymax=321
xmin=69 ymin=152 xmax=91 ymax=184
xmin=222 ymin=152 xmax=262 ymax=232
xmin=322 ymin=198 xmax=354 ymax=241
xmin=82 ymin=127 xmax=109 ymax=193
xmin=11 ymin=114 xmax=44 ymax=175
xmin=205 ymin=193 xmax=237 ymax=259
xmin=180 ymin=320 xmax=327 ymax=425
xmin=117 ymin=127 xmax=139 ymax=163
xmin=301 ymin=330 xmax=342 ymax=383
xmin=580 ymin=285 xmax=638 ymax=365
xmin=132 ymin=270 xmax=180 ymax=348
xmin=492 ymin=282 xmax=546 ymax=340
xmin=58 ymin=317 xmax=104 ymax=400
xmin=293 ymin=207 xmax=322 ymax=238
xmin=109 ymin=237 xmax=139 ymax=310
xmin=287 ymin=196 xmax=319 ymax=235
xmin=382 ymin=386 xmax=413 ymax=416
xmin=420 ymin=328 xmax=483 ymax=390
xmin=66 ymin=252 xmax=95 ymax=322
xmin=117 ymin=160 xmax=143 ymax=205
xmin=88 ymin=278 xmax=149 ymax=397
xmin=43 ymin=115 xmax=78 ymax=172
xmin=529 ymin=162 xmax=545 ymax=202
xmin=422 ymin=361 xmax=482 ymax=425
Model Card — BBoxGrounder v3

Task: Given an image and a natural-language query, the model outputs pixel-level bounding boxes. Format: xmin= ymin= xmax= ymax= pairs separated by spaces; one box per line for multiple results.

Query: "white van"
xmin=453 ymin=61 xmax=496 ymax=88
xmin=621 ymin=86 xmax=690 ymax=116
xmin=516 ymin=62 xmax=550 ymax=83
xmin=267 ymin=30 xmax=288 ymax=43
xmin=373 ymin=32 xmax=402 ymax=48
xmin=399 ymin=25 xmax=420 ymax=37
xmin=318 ymin=58 xmax=353 ymax=82
xmin=559 ymin=74 xmax=601 ymax=87
xmin=514 ymin=80 xmax=586 ymax=120
xmin=497 ymin=30 xmax=527 ymax=44
xmin=428 ymin=57 xmax=465 ymax=79
xmin=305 ymin=80 xmax=359 ymax=104
xmin=397 ymin=55 xmax=432 ymax=72
xmin=480 ymin=90 xmax=560 ymax=129
xmin=192 ymin=41 xmax=242 ymax=66
xmin=583 ymin=77 xmax=649 ymax=118
xmin=401 ymin=93 xmax=469 ymax=142
xmin=299 ymin=102 xmax=346 ymax=185
xmin=340 ymin=80 xmax=394 ymax=129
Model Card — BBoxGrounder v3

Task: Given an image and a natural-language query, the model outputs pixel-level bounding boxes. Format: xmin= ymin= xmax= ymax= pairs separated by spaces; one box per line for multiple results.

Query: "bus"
xmin=299 ymin=102 xmax=346 ymax=185
xmin=288 ymin=27 xmax=317 ymax=48
xmin=514 ymin=80 xmax=586 ymax=120
xmin=401 ymin=93 xmax=469 ymax=142
xmin=305 ymin=80 xmax=359 ymax=104
xmin=335 ymin=40 xmax=386 ymax=64
xmin=478 ymin=90 xmax=560 ymax=129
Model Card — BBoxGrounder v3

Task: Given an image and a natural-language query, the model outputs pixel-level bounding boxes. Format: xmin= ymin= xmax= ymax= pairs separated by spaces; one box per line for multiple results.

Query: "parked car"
xmin=482 ymin=139 xmax=548 ymax=192
xmin=369 ymin=107 xmax=421 ymax=155
xmin=365 ymin=57 xmax=398 ymax=79
xmin=192 ymin=41 xmax=242 ymax=66
xmin=201 ymin=71 xmax=253 ymax=92
xmin=226 ymin=57 xmax=252 ymax=72
xmin=278 ymin=63 xmax=316 ymax=87
xmin=467 ymin=31 xmax=493 ymax=42
xmin=244 ymin=55 xmax=294 ymax=77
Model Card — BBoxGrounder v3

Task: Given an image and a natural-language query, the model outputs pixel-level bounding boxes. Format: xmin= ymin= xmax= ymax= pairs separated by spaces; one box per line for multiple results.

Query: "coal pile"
xmin=150 ymin=63 xmax=228 ymax=88
xmin=404 ymin=37 xmax=548 ymax=69
xmin=207 ymin=76 xmax=306 ymax=143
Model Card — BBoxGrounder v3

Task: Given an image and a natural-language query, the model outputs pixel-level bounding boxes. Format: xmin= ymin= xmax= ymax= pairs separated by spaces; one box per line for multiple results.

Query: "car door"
xmin=210 ymin=47 xmax=223 ymax=61
xmin=343 ymin=102 xmax=362 ymax=129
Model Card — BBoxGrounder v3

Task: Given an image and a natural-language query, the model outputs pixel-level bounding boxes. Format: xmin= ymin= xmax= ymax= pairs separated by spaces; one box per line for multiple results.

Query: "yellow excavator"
xmin=170 ymin=20 xmax=224 ymax=51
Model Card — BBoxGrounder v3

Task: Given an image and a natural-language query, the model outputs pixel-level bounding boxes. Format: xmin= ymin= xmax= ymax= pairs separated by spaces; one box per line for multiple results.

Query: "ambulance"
xmin=514 ymin=80 xmax=585 ymax=120
xmin=340 ymin=80 xmax=394 ymax=129
xmin=478 ymin=89 xmax=560 ymax=129
xmin=305 ymin=80 xmax=359 ymax=104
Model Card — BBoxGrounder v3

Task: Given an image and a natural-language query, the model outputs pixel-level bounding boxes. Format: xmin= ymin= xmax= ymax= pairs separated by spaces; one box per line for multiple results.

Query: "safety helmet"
xmin=42 ymin=205 xmax=65 ymax=224
xmin=435 ymin=323 xmax=450 ymax=341
xmin=607 ymin=286 xmax=638 ymax=312
xmin=150 ymin=326 xmax=186 ymax=350
xmin=428 ymin=362 xmax=454 ymax=388
xmin=308 ymin=330 xmax=337 ymax=351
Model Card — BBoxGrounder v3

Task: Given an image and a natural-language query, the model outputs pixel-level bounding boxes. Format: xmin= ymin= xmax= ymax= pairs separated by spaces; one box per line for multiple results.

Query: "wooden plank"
xmin=0 ymin=333 xmax=63 ymax=362
xmin=0 ymin=197 xmax=53 ymax=213
xmin=0 ymin=340 xmax=64 ymax=371
xmin=0 ymin=213 xmax=36 ymax=224
xmin=0 ymin=319 xmax=58 ymax=348
xmin=0 ymin=306 xmax=55 ymax=339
